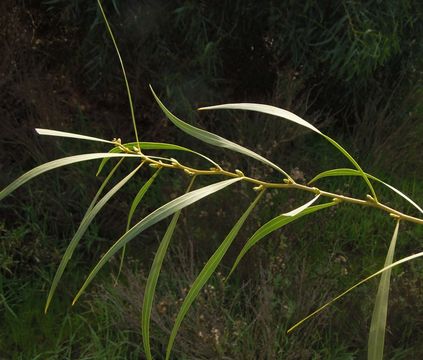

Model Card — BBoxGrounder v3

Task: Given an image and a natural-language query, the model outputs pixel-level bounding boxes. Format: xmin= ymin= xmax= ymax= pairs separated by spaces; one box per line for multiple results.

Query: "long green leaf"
xmin=45 ymin=162 xmax=144 ymax=313
xmin=72 ymin=177 xmax=242 ymax=305
xmin=228 ymin=201 xmax=336 ymax=280
xmin=199 ymin=103 xmax=377 ymax=200
xmin=309 ymin=168 xmax=423 ymax=215
xmin=115 ymin=167 xmax=163 ymax=285
xmin=368 ymin=220 xmax=400 ymax=360
xmin=150 ymin=86 xmax=292 ymax=180
xmin=0 ymin=153 xmax=142 ymax=201
xmin=142 ymin=176 xmax=196 ymax=360
xmin=287 ymin=250 xmax=423 ymax=334
xmin=35 ymin=128 xmax=114 ymax=144
xmin=165 ymin=190 xmax=264 ymax=360
xmin=97 ymin=141 xmax=220 ymax=176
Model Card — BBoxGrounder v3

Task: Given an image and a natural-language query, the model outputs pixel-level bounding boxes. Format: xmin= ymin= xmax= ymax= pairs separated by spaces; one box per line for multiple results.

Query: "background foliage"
xmin=1 ymin=0 xmax=422 ymax=358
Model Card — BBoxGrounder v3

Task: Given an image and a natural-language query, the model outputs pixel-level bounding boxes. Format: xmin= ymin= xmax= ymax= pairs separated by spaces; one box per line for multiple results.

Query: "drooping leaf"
xmin=165 ymin=190 xmax=264 ymax=360
xmin=96 ymin=141 xmax=220 ymax=176
xmin=228 ymin=201 xmax=336 ymax=280
xmin=309 ymin=168 xmax=423 ymax=215
xmin=72 ymin=177 xmax=242 ymax=305
xmin=150 ymin=86 xmax=292 ymax=180
xmin=0 ymin=153 xmax=142 ymax=202
xmin=142 ymin=176 xmax=196 ymax=360
xmin=45 ymin=162 xmax=144 ymax=313
xmin=199 ymin=103 xmax=377 ymax=200
xmin=368 ymin=220 xmax=400 ymax=360
xmin=115 ymin=167 xmax=163 ymax=285
xmin=35 ymin=128 xmax=114 ymax=144
xmin=284 ymin=194 xmax=320 ymax=217
xmin=287 ymin=250 xmax=423 ymax=334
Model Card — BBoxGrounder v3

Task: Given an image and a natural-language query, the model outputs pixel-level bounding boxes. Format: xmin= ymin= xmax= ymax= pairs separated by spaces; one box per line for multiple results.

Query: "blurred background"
xmin=1 ymin=1 xmax=422 ymax=359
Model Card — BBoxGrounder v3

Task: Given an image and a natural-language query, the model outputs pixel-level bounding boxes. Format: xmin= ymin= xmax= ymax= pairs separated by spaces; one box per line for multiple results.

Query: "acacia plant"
xmin=1 ymin=1 xmax=422 ymax=359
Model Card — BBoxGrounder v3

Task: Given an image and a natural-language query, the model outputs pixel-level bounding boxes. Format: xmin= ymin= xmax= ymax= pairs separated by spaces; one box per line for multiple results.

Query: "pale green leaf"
xmin=165 ymin=190 xmax=264 ymax=360
xmin=115 ymin=167 xmax=162 ymax=285
xmin=142 ymin=176 xmax=196 ymax=360
xmin=309 ymin=168 xmax=423 ymax=215
xmin=287 ymin=250 xmax=423 ymax=334
xmin=45 ymin=162 xmax=143 ymax=313
xmin=228 ymin=201 xmax=336 ymax=280
xmin=35 ymin=128 xmax=114 ymax=144
xmin=0 ymin=153 xmax=142 ymax=202
xmin=368 ymin=220 xmax=400 ymax=360
xmin=150 ymin=86 xmax=292 ymax=180
xmin=72 ymin=177 xmax=242 ymax=305
xmin=199 ymin=103 xmax=377 ymax=200
xmin=283 ymin=194 xmax=320 ymax=217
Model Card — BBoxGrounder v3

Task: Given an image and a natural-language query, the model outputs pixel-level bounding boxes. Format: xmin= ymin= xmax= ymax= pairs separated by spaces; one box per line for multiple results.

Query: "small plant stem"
xmin=116 ymin=142 xmax=423 ymax=225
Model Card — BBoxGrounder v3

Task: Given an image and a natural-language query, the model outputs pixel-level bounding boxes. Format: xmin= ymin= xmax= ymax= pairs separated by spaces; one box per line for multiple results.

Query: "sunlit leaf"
xmin=142 ymin=176 xmax=196 ymax=360
xmin=199 ymin=103 xmax=377 ymax=200
xmin=368 ymin=220 xmax=400 ymax=360
xmin=45 ymin=162 xmax=144 ymax=313
xmin=284 ymin=194 xmax=320 ymax=217
xmin=287 ymin=250 xmax=423 ymax=334
xmin=0 ymin=153 xmax=142 ymax=202
xmin=35 ymin=128 xmax=114 ymax=144
xmin=72 ymin=177 xmax=242 ymax=305
xmin=228 ymin=201 xmax=336 ymax=280
xmin=150 ymin=86 xmax=292 ymax=180
xmin=309 ymin=168 xmax=423 ymax=215
xmin=165 ymin=190 xmax=264 ymax=360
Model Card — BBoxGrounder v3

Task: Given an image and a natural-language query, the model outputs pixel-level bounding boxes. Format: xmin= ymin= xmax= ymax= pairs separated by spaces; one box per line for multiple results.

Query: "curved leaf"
xmin=142 ymin=176 xmax=196 ymax=360
xmin=228 ymin=200 xmax=336 ymax=280
xmin=309 ymin=168 xmax=423 ymax=215
xmin=165 ymin=190 xmax=264 ymax=360
xmin=45 ymin=162 xmax=143 ymax=313
xmin=287 ymin=250 xmax=423 ymax=334
xmin=199 ymin=103 xmax=377 ymax=200
xmin=0 ymin=153 xmax=142 ymax=201
xmin=35 ymin=128 xmax=114 ymax=144
xmin=72 ymin=177 xmax=242 ymax=305
xmin=368 ymin=220 xmax=400 ymax=360
xmin=150 ymin=86 xmax=292 ymax=180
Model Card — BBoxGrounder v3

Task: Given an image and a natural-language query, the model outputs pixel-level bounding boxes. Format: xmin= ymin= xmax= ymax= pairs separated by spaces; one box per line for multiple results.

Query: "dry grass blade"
xmin=165 ymin=190 xmax=264 ymax=360
xmin=368 ymin=220 xmax=400 ymax=360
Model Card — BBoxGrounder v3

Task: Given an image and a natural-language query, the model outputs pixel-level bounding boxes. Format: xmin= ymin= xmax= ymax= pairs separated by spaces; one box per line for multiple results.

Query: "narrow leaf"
xmin=0 ymin=153 xmax=141 ymax=202
xmin=228 ymin=201 xmax=336 ymax=279
xmin=115 ymin=167 xmax=162 ymax=285
xmin=150 ymin=86 xmax=292 ymax=180
xmin=283 ymin=194 xmax=320 ymax=217
xmin=199 ymin=103 xmax=377 ymax=200
xmin=72 ymin=177 xmax=242 ymax=305
xmin=142 ymin=176 xmax=196 ymax=360
xmin=368 ymin=220 xmax=400 ymax=360
xmin=35 ymin=128 xmax=114 ymax=144
xmin=166 ymin=190 xmax=264 ymax=360
xmin=287 ymin=250 xmax=423 ymax=334
xmin=45 ymin=162 xmax=144 ymax=313
xmin=309 ymin=168 xmax=423 ymax=215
